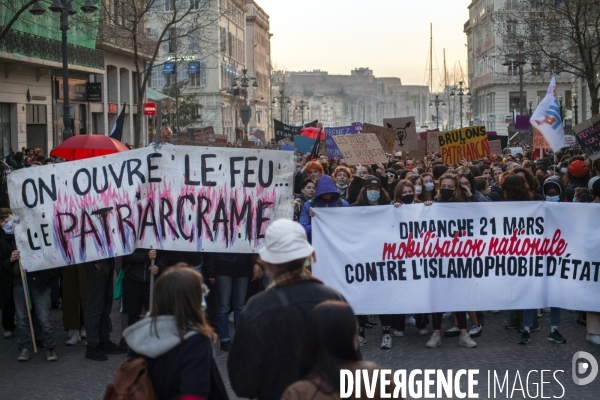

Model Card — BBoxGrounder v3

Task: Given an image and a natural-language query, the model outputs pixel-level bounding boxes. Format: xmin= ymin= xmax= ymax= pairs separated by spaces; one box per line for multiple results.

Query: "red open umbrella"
xmin=300 ymin=127 xmax=324 ymax=140
xmin=50 ymin=134 xmax=130 ymax=161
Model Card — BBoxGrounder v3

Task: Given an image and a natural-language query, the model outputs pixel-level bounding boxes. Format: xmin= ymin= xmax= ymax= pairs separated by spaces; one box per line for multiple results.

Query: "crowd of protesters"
xmin=0 ymin=141 xmax=598 ymax=400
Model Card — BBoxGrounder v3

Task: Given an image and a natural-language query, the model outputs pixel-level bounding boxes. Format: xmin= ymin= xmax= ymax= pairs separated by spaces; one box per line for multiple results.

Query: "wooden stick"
xmin=18 ymin=261 xmax=37 ymax=354
xmin=149 ymin=258 xmax=156 ymax=309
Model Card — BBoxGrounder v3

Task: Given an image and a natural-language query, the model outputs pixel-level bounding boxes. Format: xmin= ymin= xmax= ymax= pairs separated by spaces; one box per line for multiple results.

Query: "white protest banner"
xmin=9 ymin=144 xmax=295 ymax=272
xmin=312 ymin=202 xmax=600 ymax=314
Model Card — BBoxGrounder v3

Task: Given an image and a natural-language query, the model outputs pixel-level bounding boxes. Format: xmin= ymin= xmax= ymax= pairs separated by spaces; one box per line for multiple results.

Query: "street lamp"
xmin=573 ymin=93 xmax=579 ymax=125
xmin=429 ymin=94 xmax=445 ymax=130
xmin=271 ymin=91 xmax=290 ymax=123
xmin=449 ymin=81 xmax=471 ymax=128
xmin=528 ymin=100 xmax=533 ymax=116
xmin=558 ymin=95 xmax=564 ymax=127
xmin=231 ymin=69 xmax=258 ymax=141
xmin=32 ymin=0 xmax=97 ymax=141
xmin=295 ymin=100 xmax=309 ymax=126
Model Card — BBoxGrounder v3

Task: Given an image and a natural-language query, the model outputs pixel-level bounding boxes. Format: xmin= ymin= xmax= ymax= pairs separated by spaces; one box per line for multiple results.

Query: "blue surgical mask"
xmin=560 ymin=167 xmax=567 ymax=174
xmin=366 ymin=190 xmax=380 ymax=203
xmin=424 ymin=182 xmax=435 ymax=192
xmin=336 ymin=183 xmax=348 ymax=189
xmin=2 ymin=218 xmax=13 ymax=235
xmin=546 ymin=195 xmax=560 ymax=202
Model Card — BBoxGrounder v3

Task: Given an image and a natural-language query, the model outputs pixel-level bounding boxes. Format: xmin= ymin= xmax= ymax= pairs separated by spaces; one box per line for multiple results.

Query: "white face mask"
xmin=2 ymin=218 xmax=13 ymax=235
xmin=414 ymin=185 xmax=422 ymax=195
xmin=424 ymin=182 xmax=435 ymax=192
xmin=546 ymin=195 xmax=560 ymax=202
xmin=560 ymin=167 xmax=567 ymax=174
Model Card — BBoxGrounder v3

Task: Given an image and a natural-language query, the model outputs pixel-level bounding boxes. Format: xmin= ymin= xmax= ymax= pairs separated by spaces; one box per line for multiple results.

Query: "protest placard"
xmin=8 ymin=145 xmax=295 ymax=271
xmin=294 ymin=135 xmax=315 ymax=154
xmin=508 ymin=147 xmax=524 ymax=156
xmin=324 ymin=125 xmax=358 ymax=158
xmin=274 ymin=119 xmax=300 ymax=143
xmin=437 ymin=126 xmax=491 ymax=164
xmin=312 ymin=203 xmax=600 ymax=314
xmin=533 ymin=128 xmax=550 ymax=150
xmin=573 ymin=114 xmax=600 ymax=159
xmin=178 ymin=126 xmax=215 ymax=145
xmin=383 ymin=117 xmax=420 ymax=151
xmin=488 ymin=140 xmax=503 ymax=155
xmin=332 ymin=133 xmax=387 ymax=166
xmin=426 ymin=129 xmax=441 ymax=152
xmin=362 ymin=123 xmax=396 ymax=154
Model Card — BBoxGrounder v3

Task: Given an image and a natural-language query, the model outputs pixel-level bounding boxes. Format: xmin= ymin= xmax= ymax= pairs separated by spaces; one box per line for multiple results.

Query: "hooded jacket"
xmin=299 ymin=176 xmax=348 ymax=241
xmin=542 ymin=176 xmax=566 ymax=201
xmin=124 ymin=316 xmax=228 ymax=400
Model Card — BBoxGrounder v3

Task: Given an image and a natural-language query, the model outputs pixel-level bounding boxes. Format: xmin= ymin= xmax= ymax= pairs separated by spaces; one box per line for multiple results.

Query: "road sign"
xmin=144 ymin=103 xmax=157 ymax=116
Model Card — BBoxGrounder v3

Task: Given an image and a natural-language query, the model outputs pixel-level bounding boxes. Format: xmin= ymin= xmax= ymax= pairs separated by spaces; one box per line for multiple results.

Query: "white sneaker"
xmin=418 ymin=328 xmax=428 ymax=335
xmin=444 ymin=324 xmax=460 ymax=337
xmin=79 ymin=328 xmax=86 ymax=339
xmin=405 ymin=316 xmax=416 ymax=326
xmin=468 ymin=324 xmax=483 ymax=338
xmin=426 ymin=333 xmax=441 ymax=348
xmin=228 ymin=312 xmax=234 ymax=323
xmin=586 ymin=334 xmax=600 ymax=345
xmin=380 ymin=334 xmax=392 ymax=349
xmin=392 ymin=330 xmax=404 ymax=337
xmin=66 ymin=330 xmax=80 ymax=346
xmin=459 ymin=333 xmax=477 ymax=348
xmin=3 ymin=331 xmax=13 ymax=339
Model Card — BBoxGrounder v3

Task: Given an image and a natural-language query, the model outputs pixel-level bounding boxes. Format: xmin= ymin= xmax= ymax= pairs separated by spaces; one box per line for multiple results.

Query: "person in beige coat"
xmin=281 ymin=301 xmax=400 ymax=400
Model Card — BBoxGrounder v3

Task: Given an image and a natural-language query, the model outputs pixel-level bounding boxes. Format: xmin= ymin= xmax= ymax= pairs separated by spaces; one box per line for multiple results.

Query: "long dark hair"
xmin=356 ymin=186 xmax=391 ymax=205
xmin=297 ymin=301 xmax=361 ymax=393
xmin=501 ymin=175 xmax=533 ymax=201
xmin=150 ymin=265 xmax=217 ymax=342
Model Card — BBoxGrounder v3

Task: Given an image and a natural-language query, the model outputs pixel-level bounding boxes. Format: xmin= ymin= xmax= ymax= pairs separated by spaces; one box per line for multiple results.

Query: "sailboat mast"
xmin=430 ymin=23 xmax=433 ymax=96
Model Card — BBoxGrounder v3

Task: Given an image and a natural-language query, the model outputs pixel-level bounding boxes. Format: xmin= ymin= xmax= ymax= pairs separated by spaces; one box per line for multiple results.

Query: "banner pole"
xmin=149 ymin=250 xmax=156 ymax=310
xmin=18 ymin=261 xmax=37 ymax=354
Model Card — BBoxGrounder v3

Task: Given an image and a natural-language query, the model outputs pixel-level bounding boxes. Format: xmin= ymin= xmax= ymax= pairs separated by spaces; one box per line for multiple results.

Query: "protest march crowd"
xmin=0 ymin=133 xmax=599 ymax=400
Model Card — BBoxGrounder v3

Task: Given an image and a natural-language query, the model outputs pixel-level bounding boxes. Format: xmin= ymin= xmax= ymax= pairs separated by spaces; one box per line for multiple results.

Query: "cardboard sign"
xmin=564 ymin=135 xmax=576 ymax=146
xmin=294 ymin=135 xmax=315 ymax=154
xmin=8 ymin=146 xmax=295 ymax=271
xmin=405 ymin=140 xmax=427 ymax=161
xmin=508 ymin=147 xmax=524 ymax=156
xmin=533 ymin=128 xmax=550 ymax=150
xmin=242 ymin=140 xmax=255 ymax=148
xmin=488 ymin=140 xmax=503 ymax=156
xmin=383 ymin=117 xmax=420 ymax=151
xmin=324 ymin=125 xmax=358 ymax=158
xmin=438 ymin=126 xmax=491 ymax=164
xmin=573 ymin=114 xmax=600 ymax=160
xmin=332 ymin=133 xmax=387 ymax=166
xmin=426 ymin=129 xmax=441 ymax=152
xmin=362 ymin=123 xmax=396 ymax=154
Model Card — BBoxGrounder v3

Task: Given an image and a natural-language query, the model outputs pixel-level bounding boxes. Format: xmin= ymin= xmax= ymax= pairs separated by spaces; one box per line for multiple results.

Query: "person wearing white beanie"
xmin=227 ymin=219 xmax=344 ymax=400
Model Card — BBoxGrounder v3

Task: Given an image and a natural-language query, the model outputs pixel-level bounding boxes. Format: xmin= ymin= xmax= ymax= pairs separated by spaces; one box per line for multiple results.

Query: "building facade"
xmin=465 ymin=0 xmax=574 ymax=138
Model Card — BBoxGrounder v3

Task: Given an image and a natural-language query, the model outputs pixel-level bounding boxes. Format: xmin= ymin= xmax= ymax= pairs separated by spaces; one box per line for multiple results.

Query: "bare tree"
xmin=444 ymin=62 xmax=467 ymax=130
xmin=271 ymin=64 xmax=296 ymax=123
xmin=493 ymin=0 xmax=600 ymax=114
xmin=98 ymin=0 xmax=222 ymax=146
xmin=0 ymin=0 xmax=37 ymax=45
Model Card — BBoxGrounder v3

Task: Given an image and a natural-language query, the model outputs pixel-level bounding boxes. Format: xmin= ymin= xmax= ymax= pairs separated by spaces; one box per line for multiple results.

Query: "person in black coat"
xmin=124 ymin=267 xmax=228 ymax=400
xmin=122 ymin=249 xmax=168 ymax=326
xmin=203 ymin=252 xmax=259 ymax=352
xmin=227 ymin=219 xmax=344 ymax=400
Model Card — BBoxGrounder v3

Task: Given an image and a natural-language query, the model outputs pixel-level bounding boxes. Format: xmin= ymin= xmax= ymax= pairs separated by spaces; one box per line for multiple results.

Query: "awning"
xmin=147 ymin=87 xmax=173 ymax=101
xmin=188 ymin=61 xmax=200 ymax=74
xmin=162 ymin=62 xmax=175 ymax=74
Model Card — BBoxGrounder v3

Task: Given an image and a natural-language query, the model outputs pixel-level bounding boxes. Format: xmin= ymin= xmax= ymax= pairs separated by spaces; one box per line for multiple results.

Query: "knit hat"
xmin=568 ymin=160 xmax=588 ymax=178
xmin=506 ymin=161 xmax=519 ymax=171
xmin=363 ymin=175 xmax=382 ymax=188
xmin=588 ymin=176 xmax=600 ymax=191
xmin=259 ymin=219 xmax=314 ymax=265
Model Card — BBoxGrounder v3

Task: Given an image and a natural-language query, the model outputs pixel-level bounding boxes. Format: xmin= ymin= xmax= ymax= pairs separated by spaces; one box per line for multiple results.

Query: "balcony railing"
xmin=475 ymin=36 xmax=494 ymax=56
xmin=97 ymin=21 xmax=156 ymax=59
xmin=0 ymin=26 xmax=104 ymax=70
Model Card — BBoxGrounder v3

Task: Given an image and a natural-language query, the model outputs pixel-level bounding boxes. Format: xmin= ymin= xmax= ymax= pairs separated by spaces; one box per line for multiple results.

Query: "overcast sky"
xmin=257 ymin=0 xmax=472 ymax=86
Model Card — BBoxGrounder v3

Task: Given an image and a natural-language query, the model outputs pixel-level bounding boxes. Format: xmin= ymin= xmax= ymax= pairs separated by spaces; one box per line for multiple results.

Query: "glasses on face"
xmin=386 ymin=174 xmax=395 ymax=179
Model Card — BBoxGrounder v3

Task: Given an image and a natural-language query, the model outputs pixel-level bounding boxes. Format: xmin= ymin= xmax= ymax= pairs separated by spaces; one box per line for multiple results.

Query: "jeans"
xmin=524 ymin=308 xmax=561 ymax=328
xmin=216 ymin=275 xmax=248 ymax=341
xmin=84 ymin=261 xmax=114 ymax=347
xmin=14 ymin=285 xmax=56 ymax=350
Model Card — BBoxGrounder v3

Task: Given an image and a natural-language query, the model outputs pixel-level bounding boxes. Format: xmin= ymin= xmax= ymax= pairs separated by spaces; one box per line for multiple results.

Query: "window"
xmin=220 ymin=28 xmax=227 ymax=53
xmin=168 ymin=27 xmax=177 ymax=53
xmin=191 ymin=0 xmax=205 ymax=10
xmin=148 ymin=0 xmax=164 ymax=13
xmin=165 ymin=0 xmax=174 ymax=11
xmin=189 ymin=62 xmax=207 ymax=87
xmin=188 ymin=29 xmax=201 ymax=53
xmin=165 ymin=65 xmax=177 ymax=86
xmin=147 ymin=27 xmax=158 ymax=40
xmin=507 ymin=20 xmax=518 ymax=37
xmin=150 ymin=66 xmax=164 ymax=88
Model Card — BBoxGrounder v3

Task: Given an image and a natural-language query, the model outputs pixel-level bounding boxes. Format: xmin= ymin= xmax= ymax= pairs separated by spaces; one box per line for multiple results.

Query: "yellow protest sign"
xmin=438 ymin=126 xmax=491 ymax=165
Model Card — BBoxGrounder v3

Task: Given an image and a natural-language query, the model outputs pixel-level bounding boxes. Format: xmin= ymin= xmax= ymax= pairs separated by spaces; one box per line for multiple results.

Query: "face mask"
xmin=366 ymin=190 xmax=380 ymax=203
xmin=336 ymin=183 xmax=348 ymax=189
xmin=406 ymin=165 xmax=414 ymax=170
xmin=424 ymin=182 xmax=435 ymax=192
xmin=560 ymin=168 xmax=567 ymax=174
xmin=401 ymin=194 xmax=414 ymax=204
xmin=440 ymin=189 xmax=454 ymax=200
xmin=414 ymin=185 xmax=422 ymax=195
xmin=546 ymin=195 xmax=560 ymax=202
xmin=2 ymin=218 xmax=13 ymax=235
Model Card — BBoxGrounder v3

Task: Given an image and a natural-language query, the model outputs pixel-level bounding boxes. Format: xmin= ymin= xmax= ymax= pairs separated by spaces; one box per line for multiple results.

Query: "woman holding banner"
xmin=350 ymin=176 xmax=394 ymax=350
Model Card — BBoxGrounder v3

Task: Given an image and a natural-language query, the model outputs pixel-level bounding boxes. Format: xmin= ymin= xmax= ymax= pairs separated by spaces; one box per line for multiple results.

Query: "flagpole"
xmin=19 ymin=261 xmax=37 ymax=354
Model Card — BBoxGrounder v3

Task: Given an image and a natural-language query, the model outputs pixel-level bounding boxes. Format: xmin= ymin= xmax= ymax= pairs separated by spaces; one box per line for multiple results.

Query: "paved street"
xmin=0 ymin=304 xmax=598 ymax=399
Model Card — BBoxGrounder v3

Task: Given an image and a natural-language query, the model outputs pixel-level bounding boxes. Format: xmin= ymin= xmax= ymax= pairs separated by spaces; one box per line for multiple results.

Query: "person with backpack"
xmin=227 ymin=219 xmax=344 ymax=400
xmin=118 ymin=266 xmax=228 ymax=400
